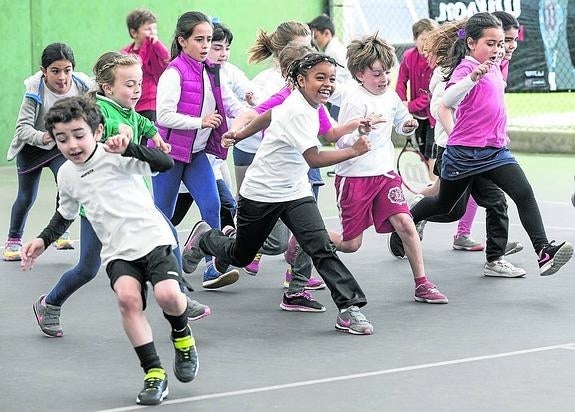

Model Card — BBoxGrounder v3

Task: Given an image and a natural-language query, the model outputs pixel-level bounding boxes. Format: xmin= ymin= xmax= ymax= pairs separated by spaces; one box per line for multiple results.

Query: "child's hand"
xmin=245 ymin=91 xmax=257 ymax=106
xmin=103 ymin=134 xmax=130 ymax=154
xmin=117 ymin=124 xmax=134 ymax=141
xmin=152 ymin=137 xmax=171 ymax=153
xmin=402 ymin=119 xmax=419 ymax=134
xmin=202 ymin=111 xmax=223 ymax=129
xmin=358 ymin=113 xmax=386 ymax=134
xmin=21 ymin=239 xmax=46 ymax=271
xmin=351 ymin=135 xmax=372 ymax=156
xmin=42 ymin=132 xmax=54 ymax=144
xmin=470 ymin=60 xmax=494 ymax=82
xmin=221 ymin=130 xmax=238 ymax=148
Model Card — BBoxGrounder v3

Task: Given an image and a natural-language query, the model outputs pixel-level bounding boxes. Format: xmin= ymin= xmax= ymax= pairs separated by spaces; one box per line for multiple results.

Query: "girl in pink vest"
xmin=153 ymin=11 xmax=246 ymax=289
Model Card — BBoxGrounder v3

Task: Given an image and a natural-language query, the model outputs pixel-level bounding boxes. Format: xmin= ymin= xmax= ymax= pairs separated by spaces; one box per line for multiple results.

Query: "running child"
xmin=21 ymin=96 xmax=198 ymax=405
xmin=153 ymin=11 xmax=247 ymax=288
xmin=332 ymin=33 xmax=448 ymax=304
xmin=185 ymin=53 xmax=375 ymax=335
xmin=32 ymin=52 xmax=207 ymax=339
xmin=4 ymin=43 xmax=92 ymax=261
xmin=391 ymin=12 xmax=573 ymax=277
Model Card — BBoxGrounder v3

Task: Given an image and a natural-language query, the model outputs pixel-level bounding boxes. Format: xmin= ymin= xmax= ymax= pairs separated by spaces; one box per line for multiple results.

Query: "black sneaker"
xmin=387 ymin=232 xmax=406 ymax=259
xmin=172 ymin=326 xmax=199 ymax=382
xmin=280 ymin=290 xmax=326 ymax=312
xmin=538 ymin=241 xmax=574 ymax=276
xmin=136 ymin=368 xmax=168 ymax=405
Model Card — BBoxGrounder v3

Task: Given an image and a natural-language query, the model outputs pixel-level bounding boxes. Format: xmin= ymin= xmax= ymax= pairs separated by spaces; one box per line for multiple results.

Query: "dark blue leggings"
xmin=8 ymin=155 xmax=66 ymax=238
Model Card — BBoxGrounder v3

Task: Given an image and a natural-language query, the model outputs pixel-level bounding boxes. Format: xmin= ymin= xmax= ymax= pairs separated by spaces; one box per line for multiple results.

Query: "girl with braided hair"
xmin=185 ymin=53 xmax=376 ymax=335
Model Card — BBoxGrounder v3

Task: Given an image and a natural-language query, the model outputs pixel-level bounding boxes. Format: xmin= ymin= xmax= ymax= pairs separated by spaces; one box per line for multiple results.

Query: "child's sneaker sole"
xmin=540 ymin=243 xmax=574 ymax=276
xmin=202 ymin=269 xmax=240 ymax=289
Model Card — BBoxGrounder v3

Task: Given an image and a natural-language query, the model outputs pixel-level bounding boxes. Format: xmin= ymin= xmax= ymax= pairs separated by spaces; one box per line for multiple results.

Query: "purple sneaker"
xmin=243 ymin=253 xmax=262 ymax=275
xmin=414 ymin=281 xmax=448 ymax=304
xmin=284 ymin=235 xmax=298 ymax=266
xmin=538 ymin=241 xmax=574 ymax=276
xmin=182 ymin=221 xmax=211 ymax=274
xmin=283 ymin=268 xmax=326 ymax=290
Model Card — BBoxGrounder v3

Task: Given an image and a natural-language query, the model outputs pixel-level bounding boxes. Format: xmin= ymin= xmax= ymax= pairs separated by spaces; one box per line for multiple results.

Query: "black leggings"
xmin=411 ymin=163 xmax=548 ymax=254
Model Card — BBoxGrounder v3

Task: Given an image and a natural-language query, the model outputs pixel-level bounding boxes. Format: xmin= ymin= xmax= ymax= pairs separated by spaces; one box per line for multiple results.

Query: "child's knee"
xmin=116 ymin=288 xmax=142 ymax=314
xmin=390 ymin=213 xmax=414 ymax=234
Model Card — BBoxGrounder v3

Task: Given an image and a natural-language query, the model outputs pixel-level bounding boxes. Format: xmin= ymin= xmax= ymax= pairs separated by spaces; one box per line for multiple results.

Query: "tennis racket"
xmin=396 ymin=136 xmax=431 ymax=195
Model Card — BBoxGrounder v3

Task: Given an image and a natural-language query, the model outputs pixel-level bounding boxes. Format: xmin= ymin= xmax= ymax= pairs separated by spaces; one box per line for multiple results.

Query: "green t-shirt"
xmin=79 ymin=95 xmax=158 ymax=217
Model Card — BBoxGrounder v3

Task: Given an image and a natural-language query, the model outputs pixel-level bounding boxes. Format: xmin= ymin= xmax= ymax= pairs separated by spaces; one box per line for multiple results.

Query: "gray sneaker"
xmin=335 ymin=306 xmax=374 ymax=335
xmin=186 ymin=296 xmax=211 ymax=321
xmin=504 ymin=241 xmax=524 ymax=256
xmin=182 ymin=221 xmax=211 ymax=274
xmin=453 ymin=235 xmax=485 ymax=251
xmin=33 ymin=295 xmax=63 ymax=337
xmin=409 ymin=194 xmax=427 ymax=240
xmin=483 ymin=259 xmax=526 ymax=278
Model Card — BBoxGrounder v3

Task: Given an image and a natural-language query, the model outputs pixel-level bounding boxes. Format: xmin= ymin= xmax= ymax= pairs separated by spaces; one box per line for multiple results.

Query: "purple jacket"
xmin=154 ymin=52 xmax=228 ymax=163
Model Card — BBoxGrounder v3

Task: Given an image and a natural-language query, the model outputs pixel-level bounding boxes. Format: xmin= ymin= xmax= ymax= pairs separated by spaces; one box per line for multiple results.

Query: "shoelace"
xmin=494 ymin=260 xmax=516 ymax=270
xmin=346 ymin=306 xmax=368 ymax=323
xmin=177 ymin=347 xmax=192 ymax=361
xmin=143 ymin=377 xmax=163 ymax=389
xmin=290 ymin=290 xmax=313 ymax=300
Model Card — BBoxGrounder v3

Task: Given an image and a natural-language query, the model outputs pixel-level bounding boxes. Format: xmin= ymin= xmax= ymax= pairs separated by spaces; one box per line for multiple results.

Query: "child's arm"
xmin=302 ymin=135 xmax=371 ymax=168
xmin=221 ymin=110 xmax=271 ymax=148
xmin=104 ymin=135 xmax=174 ymax=172
xmin=322 ymin=114 xmax=385 ymax=143
xmin=395 ymin=56 xmax=409 ymax=103
xmin=438 ymin=103 xmax=455 ymax=136
xmin=443 ymin=60 xmax=494 ymax=108
xmin=21 ymin=211 xmax=75 ymax=271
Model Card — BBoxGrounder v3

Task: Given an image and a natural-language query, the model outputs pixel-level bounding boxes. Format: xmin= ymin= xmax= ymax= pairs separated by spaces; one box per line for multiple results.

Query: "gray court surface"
xmin=1 ymin=153 xmax=574 ymax=412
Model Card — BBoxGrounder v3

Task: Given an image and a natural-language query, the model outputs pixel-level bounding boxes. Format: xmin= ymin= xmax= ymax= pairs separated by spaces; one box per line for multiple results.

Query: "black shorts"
xmin=106 ymin=245 xmax=180 ymax=309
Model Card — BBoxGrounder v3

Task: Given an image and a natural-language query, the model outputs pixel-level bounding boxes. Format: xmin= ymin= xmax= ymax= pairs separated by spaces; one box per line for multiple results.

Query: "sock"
xmin=415 ymin=276 xmax=428 ymax=286
xmin=164 ymin=310 xmax=189 ymax=337
xmin=134 ymin=342 xmax=162 ymax=373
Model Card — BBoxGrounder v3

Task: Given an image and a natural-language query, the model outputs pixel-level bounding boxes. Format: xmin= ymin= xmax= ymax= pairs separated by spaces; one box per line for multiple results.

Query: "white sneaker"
xmin=483 ymin=259 xmax=526 ymax=278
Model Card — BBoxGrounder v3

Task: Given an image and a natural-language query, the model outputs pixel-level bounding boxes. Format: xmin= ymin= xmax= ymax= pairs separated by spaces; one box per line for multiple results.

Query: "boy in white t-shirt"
xmin=20 ymin=96 xmax=197 ymax=406
xmin=333 ymin=34 xmax=448 ymax=304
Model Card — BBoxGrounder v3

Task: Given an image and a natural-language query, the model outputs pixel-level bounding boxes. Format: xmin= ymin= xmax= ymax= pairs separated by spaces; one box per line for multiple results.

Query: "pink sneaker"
xmin=414 ymin=281 xmax=448 ymax=304
xmin=243 ymin=253 xmax=262 ymax=275
xmin=283 ymin=268 xmax=326 ymax=290
xmin=284 ymin=235 xmax=298 ymax=266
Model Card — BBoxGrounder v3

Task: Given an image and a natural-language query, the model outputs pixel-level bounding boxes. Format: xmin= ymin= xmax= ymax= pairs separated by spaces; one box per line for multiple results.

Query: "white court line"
xmin=95 ymin=342 xmax=575 ymax=412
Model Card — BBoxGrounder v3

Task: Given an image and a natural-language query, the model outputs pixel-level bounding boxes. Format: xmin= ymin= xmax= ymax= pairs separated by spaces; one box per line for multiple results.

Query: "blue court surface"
xmin=1 ymin=152 xmax=574 ymax=412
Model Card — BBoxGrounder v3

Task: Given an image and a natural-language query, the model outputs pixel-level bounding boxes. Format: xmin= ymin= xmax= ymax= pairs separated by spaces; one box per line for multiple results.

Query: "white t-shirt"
xmin=239 ymin=89 xmax=319 ymax=202
xmin=57 ymin=144 xmax=176 ymax=265
xmin=429 ymin=67 xmax=449 ymax=148
xmin=335 ymin=83 xmax=413 ymax=177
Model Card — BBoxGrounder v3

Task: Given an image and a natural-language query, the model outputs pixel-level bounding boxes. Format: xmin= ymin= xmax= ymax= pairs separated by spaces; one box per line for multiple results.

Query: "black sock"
xmin=163 ymin=311 xmax=189 ymax=339
xmin=134 ymin=342 xmax=162 ymax=373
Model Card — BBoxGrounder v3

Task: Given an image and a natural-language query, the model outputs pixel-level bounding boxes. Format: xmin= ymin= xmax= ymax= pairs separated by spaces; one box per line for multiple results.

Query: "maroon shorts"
xmin=335 ymin=172 xmax=410 ymax=241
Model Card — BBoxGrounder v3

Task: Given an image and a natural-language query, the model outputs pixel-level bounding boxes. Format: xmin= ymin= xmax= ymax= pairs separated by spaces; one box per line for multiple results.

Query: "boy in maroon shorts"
xmin=330 ymin=33 xmax=448 ymax=304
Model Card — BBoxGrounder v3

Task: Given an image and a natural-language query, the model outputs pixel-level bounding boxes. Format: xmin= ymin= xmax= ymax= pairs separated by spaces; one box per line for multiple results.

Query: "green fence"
xmin=0 ymin=0 xmax=323 ymax=167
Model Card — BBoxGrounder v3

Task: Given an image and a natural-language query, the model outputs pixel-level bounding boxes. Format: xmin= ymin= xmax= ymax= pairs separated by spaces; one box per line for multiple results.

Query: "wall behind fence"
xmin=0 ymin=0 xmax=323 ymax=167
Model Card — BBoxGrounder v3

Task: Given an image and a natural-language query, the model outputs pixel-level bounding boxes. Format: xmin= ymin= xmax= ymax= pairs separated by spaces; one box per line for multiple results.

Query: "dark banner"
xmin=428 ymin=0 xmax=575 ymax=91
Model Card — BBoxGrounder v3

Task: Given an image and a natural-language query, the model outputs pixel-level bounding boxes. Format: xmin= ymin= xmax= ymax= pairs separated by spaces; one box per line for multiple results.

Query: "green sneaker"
xmin=136 ymin=368 xmax=168 ymax=405
xmin=172 ymin=326 xmax=199 ymax=382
